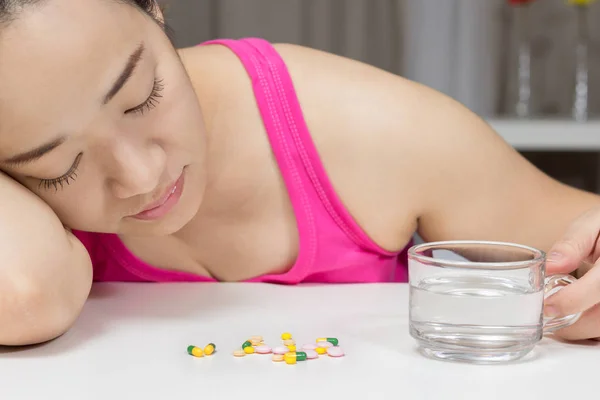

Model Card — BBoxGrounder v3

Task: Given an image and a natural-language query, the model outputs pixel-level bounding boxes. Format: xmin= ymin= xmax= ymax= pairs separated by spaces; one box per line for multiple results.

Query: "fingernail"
xmin=544 ymin=305 xmax=559 ymax=318
xmin=547 ymin=252 xmax=564 ymax=263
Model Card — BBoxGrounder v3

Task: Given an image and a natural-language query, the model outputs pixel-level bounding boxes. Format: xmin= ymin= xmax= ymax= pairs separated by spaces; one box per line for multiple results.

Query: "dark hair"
xmin=0 ymin=0 xmax=167 ymax=30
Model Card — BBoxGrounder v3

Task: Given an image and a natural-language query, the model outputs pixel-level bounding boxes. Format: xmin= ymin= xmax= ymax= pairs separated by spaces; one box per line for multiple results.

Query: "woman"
xmin=0 ymin=0 xmax=598 ymax=346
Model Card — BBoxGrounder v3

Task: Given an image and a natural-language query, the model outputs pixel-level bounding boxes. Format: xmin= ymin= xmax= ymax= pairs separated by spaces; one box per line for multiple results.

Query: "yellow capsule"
xmin=187 ymin=345 xmax=204 ymax=358
xmin=286 ymin=345 xmax=296 ymax=352
xmin=284 ymin=352 xmax=297 ymax=365
xmin=281 ymin=332 xmax=292 ymax=340
xmin=204 ymin=343 xmax=216 ymax=356
xmin=244 ymin=346 xmax=255 ymax=354
xmin=233 ymin=349 xmax=246 ymax=357
xmin=284 ymin=351 xmax=307 ymax=365
xmin=283 ymin=339 xmax=295 ymax=346
xmin=315 ymin=347 xmax=327 ymax=355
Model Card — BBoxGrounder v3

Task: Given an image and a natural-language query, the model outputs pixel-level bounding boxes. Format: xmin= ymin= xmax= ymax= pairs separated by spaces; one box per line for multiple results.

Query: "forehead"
xmin=0 ymin=0 xmax=149 ymax=156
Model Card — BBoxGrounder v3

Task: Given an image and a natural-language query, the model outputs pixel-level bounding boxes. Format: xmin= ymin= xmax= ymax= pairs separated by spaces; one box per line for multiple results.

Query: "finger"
xmin=546 ymin=208 xmax=600 ymax=275
xmin=545 ymin=263 xmax=600 ymax=317
xmin=552 ymin=303 xmax=600 ymax=341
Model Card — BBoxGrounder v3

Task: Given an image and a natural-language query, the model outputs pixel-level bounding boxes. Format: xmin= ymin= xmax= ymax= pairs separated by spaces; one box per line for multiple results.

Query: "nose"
xmin=108 ymin=141 xmax=166 ymax=199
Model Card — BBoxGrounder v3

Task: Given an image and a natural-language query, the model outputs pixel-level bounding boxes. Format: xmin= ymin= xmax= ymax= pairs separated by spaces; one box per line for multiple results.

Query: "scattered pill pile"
xmin=231 ymin=332 xmax=345 ymax=365
xmin=187 ymin=333 xmax=345 ymax=364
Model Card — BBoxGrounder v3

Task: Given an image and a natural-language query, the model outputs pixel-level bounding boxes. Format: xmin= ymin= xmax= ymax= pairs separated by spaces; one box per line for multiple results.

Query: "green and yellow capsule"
xmin=316 ymin=337 xmax=339 ymax=346
xmin=284 ymin=351 xmax=307 ymax=365
xmin=242 ymin=340 xmax=253 ymax=349
xmin=187 ymin=345 xmax=204 ymax=358
xmin=204 ymin=343 xmax=216 ymax=355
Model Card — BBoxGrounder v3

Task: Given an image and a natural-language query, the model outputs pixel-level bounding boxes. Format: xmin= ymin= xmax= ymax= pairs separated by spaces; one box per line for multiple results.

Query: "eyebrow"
xmin=103 ymin=42 xmax=146 ymax=104
xmin=2 ymin=135 xmax=68 ymax=166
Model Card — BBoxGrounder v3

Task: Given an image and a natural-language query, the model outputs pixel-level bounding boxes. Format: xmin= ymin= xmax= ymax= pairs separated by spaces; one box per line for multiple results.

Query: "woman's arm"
xmin=0 ymin=173 xmax=93 ymax=346
xmin=276 ymin=43 xmax=600 ymax=256
xmin=409 ymin=90 xmax=600 ymax=256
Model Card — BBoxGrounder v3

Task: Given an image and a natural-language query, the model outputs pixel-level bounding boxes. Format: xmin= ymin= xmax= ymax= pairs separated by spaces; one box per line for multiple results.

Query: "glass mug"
xmin=408 ymin=240 xmax=581 ymax=364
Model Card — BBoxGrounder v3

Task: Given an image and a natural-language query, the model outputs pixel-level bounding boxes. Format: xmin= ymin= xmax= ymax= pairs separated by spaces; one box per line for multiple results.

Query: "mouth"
xmin=132 ymin=170 xmax=186 ymax=221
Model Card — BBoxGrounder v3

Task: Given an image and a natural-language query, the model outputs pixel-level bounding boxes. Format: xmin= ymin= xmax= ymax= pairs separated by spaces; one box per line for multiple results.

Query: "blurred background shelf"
xmin=488 ymin=119 xmax=600 ymax=151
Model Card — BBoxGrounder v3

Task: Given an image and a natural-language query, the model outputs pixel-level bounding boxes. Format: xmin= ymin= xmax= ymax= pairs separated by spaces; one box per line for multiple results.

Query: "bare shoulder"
xmin=272 ymin=43 xmax=443 ymax=250
xmin=273 ymin=43 xmax=600 ymax=252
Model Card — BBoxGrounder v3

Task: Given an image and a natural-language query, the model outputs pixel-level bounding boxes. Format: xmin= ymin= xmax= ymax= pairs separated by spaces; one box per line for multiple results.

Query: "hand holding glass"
xmin=408 ymin=240 xmax=581 ymax=364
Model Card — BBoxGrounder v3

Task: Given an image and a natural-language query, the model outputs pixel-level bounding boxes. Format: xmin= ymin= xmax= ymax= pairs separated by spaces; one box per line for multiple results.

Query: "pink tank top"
xmin=73 ymin=38 xmax=411 ymax=284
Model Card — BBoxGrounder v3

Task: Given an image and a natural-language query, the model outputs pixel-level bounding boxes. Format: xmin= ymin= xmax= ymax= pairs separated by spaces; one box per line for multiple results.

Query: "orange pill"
xmin=233 ymin=349 xmax=246 ymax=357
xmin=283 ymin=339 xmax=295 ymax=346
xmin=272 ymin=354 xmax=285 ymax=362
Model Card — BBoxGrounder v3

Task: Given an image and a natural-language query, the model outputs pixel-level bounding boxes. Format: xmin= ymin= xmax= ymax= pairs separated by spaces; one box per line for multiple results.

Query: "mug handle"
xmin=543 ymin=274 xmax=582 ymax=333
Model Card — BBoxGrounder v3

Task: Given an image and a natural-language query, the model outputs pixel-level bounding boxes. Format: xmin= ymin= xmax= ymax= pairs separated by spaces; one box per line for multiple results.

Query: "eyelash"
xmin=38 ymin=152 xmax=83 ymax=192
xmin=126 ymin=77 xmax=165 ymax=115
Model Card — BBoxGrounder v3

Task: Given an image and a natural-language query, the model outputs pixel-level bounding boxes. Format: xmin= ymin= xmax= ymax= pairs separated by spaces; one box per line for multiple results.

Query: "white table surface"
xmin=1 ymin=283 xmax=599 ymax=400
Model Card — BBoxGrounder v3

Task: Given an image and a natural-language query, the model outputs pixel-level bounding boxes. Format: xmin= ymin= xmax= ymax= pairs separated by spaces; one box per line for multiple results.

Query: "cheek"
xmin=150 ymin=99 xmax=204 ymax=167
xmin=37 ymin=187 xmax=116 ymax=231
xmin=155 ymin=68 xmax=205 ymax=144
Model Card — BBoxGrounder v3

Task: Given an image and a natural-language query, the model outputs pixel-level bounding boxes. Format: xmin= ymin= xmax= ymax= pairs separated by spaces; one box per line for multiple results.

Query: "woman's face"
xmin=0 ymin=0 xmax=207 ymax=237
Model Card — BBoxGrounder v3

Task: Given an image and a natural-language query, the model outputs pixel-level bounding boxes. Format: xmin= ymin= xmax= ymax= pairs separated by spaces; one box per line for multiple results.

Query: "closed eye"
xmin=126 ymin=77 xmax=164 ymax=115
xmin=38 ymin=152 xmax=83 ymax=192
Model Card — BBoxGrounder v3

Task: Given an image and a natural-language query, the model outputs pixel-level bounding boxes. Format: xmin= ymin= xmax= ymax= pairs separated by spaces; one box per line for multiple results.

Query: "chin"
xmin=156 ymin=207 xmax=198 ymax=236
xmin=123 ymin=211 xmax=194 ymax=237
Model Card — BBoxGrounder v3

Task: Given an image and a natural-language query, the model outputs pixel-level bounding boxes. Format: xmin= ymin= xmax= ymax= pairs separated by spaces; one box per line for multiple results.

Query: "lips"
xmin=141 ymin=183 xmax=177 ymax=213
xmin=132 ymin=171 xmax=185 ymax=221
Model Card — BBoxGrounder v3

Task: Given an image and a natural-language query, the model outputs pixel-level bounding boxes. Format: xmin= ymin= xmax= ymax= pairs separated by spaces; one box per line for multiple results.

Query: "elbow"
xmin=0 ymin=256 xmax=92 ymax=347
xmin=0 ymin=279 xmax=85 ymax=346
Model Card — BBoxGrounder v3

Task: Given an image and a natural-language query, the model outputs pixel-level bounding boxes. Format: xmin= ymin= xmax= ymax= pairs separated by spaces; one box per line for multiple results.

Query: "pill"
xmin=315 ymin=347 xmax=327 ymax=355
xmin=317 ymin=337 xmax=339 ymax=346
xmin=286 ymin=345 xmax=297 ymax=352
xmin=284 ymin=351 xmax=307 ymax=365
xmin=302 ymin=344 xmax=317 ymax=350
xmin=273 ymin=346 xmax=289 ymax=355
xmin=242 ymin=341 xmax=253 ymax=349
xmin=250 ymin=339 xmax=263 ymax=346
xmin=283 ymin=339 xmax=295 ymax=346
xmin=327 ymin=347 xmax=345 ymax=357
xmin=233 ymin=349 xmax=246 ymax=357
xmin=203 ymin=343 xmax=216 ymax=356
xmin=187 ymin=345 xmax=204 ymax=358
xmin=244 ymin=346 xmax=255 ymax=354
xmin=255 ymin=345 xmax=272 ymax=354
xmin=317 ymin=341 xmax=333 ymax=348
xmin=304 ymin=349 xmax=318 ymax=359
xmin=250 ymin=335 xmax=263 ymax=342
xmin=272 ymin=354 xmax=285 ymax=362
xmin=281 ymin=332 xmax=292 ymax=340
